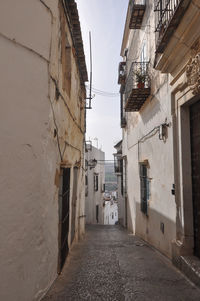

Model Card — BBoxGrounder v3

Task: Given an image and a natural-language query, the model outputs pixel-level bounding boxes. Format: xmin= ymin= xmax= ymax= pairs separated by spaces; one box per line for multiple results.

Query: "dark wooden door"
xmin=190 ymin=100 xmax=200 ymax=258
xmin=58 ymin=168 xmax=70 ymax=273
xmin=71 ymin=167 xmax=78 ymax=244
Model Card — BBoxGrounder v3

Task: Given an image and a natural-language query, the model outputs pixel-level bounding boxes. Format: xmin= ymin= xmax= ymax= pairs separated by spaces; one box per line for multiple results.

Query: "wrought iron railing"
xmin=129 ymin=0 xmax=146 ymax=29
xmin=118 ymin=62 xmax=126 ymax=84
xmin=114 ymin=156 xmax=123 ymax=174
xmin=154 ymin=0 xmax=190 ymax=53
xmin=154 ymin=0 xmax=181 ymax=33
xmin=124 ymin=61 xmax=150 ymax=104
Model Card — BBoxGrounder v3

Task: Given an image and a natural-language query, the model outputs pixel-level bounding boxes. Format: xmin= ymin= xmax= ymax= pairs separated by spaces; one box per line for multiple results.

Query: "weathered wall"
xmin=85 ymin=146 xmax=105 ymax=224
xmin=0 ymin=1 xmax=86 ymax=300
xmin=121 ymin=0 xmax=176 ymax=258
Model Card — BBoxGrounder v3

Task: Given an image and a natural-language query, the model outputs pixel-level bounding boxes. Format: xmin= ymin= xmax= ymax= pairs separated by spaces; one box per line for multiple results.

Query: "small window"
xmin=94 ymin=175 xmax=98 ymax=191
xmin=85 ymin=175 xmax=88 ymax=186
xmin=140 ymin=163 xmax=149 ymax=215
xmin=96 ymin=205 xmax=99 ymax=223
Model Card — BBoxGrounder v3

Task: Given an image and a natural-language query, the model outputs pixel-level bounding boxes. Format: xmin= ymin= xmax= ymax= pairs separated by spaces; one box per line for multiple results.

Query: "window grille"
xmin=154 ymin=0 xmax=189 ymax=53
xmin=94 ymin=175 xmax=98 ymax=191
xmin=140 ymin=164 xmax=148 ymax=215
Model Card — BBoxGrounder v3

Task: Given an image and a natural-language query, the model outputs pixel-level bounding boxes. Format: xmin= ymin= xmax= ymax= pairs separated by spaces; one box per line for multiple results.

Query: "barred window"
xmin=140 ymin=163 xmax=150 ymax=215
xmin=94 ymin=174 xmax=98 ymax=191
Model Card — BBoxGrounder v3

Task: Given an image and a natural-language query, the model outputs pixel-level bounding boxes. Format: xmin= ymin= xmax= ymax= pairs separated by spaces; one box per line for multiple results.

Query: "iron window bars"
xmin=154 ymin=0 xmax=190 ymax=53
xmin=155 ymin=0 xmax=181 ymax=32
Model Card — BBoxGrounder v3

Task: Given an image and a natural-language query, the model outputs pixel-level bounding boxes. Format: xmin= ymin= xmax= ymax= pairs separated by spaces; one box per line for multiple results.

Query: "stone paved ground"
xmin=42 ymin=225 xmax=200 ymax=301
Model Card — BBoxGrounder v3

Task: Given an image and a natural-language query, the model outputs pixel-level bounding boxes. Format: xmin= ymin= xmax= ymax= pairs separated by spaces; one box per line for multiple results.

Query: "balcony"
xmin=118 ymin=62 xmax=126 ymax=85
xmin=129 ymin=0 xmax=146 ymax=29
xmin=154 ymin=0 xmax=190 ymax=53
xmin=114 ymin=155 xmax=123 ymax=174
xmin=124 ymin=62 xmax=151 ymax=112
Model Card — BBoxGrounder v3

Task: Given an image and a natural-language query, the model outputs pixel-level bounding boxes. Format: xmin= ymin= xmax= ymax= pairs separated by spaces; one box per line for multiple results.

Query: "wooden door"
xmin=190 ymin=100 xmax=200 ymax=257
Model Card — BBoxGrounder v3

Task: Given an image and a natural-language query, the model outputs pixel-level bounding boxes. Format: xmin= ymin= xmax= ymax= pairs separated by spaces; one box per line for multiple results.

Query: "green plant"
xmin=135 ymin=69 xmax=146 ymax=83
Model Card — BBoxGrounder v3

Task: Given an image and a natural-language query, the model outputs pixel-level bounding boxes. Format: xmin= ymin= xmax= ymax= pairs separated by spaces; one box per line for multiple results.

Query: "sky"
xmin=76 ymin=0 xmax=129 ymax=160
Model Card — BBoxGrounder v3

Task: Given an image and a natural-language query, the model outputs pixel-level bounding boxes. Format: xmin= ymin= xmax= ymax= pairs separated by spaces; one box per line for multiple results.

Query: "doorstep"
xmin=173 ymin=255 xmax=200 ymax=288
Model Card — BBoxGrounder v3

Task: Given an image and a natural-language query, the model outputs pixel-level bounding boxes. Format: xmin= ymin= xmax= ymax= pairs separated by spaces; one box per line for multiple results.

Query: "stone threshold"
xmin=173 ymin=255 xmax=200 ymax=288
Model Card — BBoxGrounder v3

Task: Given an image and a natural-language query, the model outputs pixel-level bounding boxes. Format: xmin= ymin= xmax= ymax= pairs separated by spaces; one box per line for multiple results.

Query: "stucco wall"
xmin=121 ymin=0 xmax=176 ymax=258
xmin=0 ymin=1 xmax=86 ymax=300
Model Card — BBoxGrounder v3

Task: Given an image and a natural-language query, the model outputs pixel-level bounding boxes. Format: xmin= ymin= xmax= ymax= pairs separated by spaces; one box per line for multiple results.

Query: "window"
xmin=96 ymin=205 xmax=99 ymax=223
xmin=140 ymin=163 xmax=149 ymax=215
xmin=140 ymin=41 xmax=147 ymax=63
xmin=94 ymin=174 xmax=98 ymax=191
xmin=85 ymin=175 xmax=88 ymax=186
xmin=60 ymin=3 xmax=71 ymax=96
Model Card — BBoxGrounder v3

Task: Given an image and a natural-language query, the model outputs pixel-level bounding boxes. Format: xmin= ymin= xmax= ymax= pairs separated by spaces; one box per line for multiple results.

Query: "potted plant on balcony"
xmin=135 ymin=70 xmax=146 ymax=89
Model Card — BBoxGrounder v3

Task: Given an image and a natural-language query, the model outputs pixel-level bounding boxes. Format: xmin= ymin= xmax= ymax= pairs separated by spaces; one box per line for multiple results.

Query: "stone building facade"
xmin=0 ymin=1 xmax=87 ymax=300
xmin=118 ymin=0 xmax=200 ymax=280
xmin=85 ymin=144 xmax=105 ymax=224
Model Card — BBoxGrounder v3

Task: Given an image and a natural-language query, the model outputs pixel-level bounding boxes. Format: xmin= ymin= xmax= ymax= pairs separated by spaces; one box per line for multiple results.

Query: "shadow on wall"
xmin=140 ymin=96 xmax=162 ymax=125
xmin=133 ymin=202 xmax=177 ymax=258
xmin=126 ymin=196 xmax=135 ymax=233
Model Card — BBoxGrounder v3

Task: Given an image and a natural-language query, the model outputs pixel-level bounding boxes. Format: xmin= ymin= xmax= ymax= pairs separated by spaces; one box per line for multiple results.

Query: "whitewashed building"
xmin=85 ymin=143 xmax=105 ymax=224
xmin=0 ymin=1 xmax=87 ymax=300
xmin=104 ymin=200 xmax=119 ymax=225
xmin=118 ymin=0 xmax=200 ymax=282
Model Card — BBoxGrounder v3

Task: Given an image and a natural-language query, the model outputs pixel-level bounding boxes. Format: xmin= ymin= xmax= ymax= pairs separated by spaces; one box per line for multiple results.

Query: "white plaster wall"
xmin=0 ymin=1 xmax=86 ymax=300
xmin=85 ymin=146 xmax=105 ymax=224
xmin=0 ymin=0 xmax=51 ymax=60
xmin=121 ymin=0 xmax=176 ymax=258
xmin=0 ymin=33 xmax=58 ymax=301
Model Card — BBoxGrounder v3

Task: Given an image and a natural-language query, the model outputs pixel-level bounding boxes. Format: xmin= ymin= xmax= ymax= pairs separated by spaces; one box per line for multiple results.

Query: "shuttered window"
xmin=94 ymin=175 xmax=98 ymax=191
xmin=140 ymin=164 xmax=148 ymax=215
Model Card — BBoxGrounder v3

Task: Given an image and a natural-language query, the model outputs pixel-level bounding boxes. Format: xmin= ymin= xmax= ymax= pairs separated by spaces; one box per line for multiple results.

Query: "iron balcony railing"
xmin=155 ymin=0 xmax=181 ymax=33
xmin=124 ymin=61 xmax=151 ymax=111
xmin=118 ymin=62 xmax=126 ymax=85
xmin=154 ymin=0 xmax=190 ymax=52
xmin=129 ymin=0 xmax=146 ymax=29
xmin=114 ymin=156 xmax=123 ymax=174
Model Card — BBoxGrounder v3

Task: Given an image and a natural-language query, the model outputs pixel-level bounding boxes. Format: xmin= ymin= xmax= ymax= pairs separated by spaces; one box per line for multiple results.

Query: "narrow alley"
xmin=1 ymin=0 xmax=200 ymax=300
xmin=43 ymin=225 xmax=200 ymax=301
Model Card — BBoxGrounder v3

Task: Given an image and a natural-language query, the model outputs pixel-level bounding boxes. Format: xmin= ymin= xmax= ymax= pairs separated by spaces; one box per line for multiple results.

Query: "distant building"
xmin=104 ymin=200 xmax=119 ymax=225
xmin=104 ymin=162 xmax=118 ymax=192
xmin=0 ymin=1 xmax=87 ymax=300
xmin=85 ymin=143 xmax=105 ymax=224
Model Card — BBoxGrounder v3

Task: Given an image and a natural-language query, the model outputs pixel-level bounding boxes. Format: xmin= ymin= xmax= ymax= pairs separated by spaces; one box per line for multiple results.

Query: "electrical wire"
xmin=86 ymin=85 xmax=119 ymax=97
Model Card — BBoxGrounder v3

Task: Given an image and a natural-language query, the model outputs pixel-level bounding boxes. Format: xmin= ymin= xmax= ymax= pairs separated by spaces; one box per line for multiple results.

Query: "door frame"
xmin=57 ymin=167 xmax=71 ymax=274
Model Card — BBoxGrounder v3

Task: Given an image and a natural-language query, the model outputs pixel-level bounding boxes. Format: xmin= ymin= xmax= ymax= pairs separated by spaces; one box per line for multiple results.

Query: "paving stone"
xmin=42 ymin=225 xmax=200 ymax=301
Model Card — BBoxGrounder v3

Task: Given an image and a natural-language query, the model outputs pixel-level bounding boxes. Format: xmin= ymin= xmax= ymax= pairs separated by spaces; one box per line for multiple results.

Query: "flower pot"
xmin=137 ymin=82 xmax=145 ymax=89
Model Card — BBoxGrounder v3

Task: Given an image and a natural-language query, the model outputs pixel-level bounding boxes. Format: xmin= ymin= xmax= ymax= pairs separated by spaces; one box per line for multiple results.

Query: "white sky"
xmin=76 ymin=0 xmax=129 ymax=160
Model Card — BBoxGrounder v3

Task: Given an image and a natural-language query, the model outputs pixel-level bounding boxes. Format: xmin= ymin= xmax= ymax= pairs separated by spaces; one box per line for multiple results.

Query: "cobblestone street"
xmin=43 ymin=225 xmax=200 ymax=301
